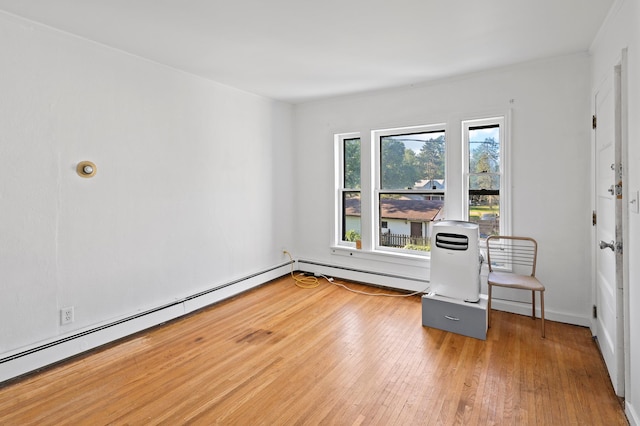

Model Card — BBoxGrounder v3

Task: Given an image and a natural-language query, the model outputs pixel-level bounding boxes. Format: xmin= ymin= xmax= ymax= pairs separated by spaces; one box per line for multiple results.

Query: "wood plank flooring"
xmin=0 ymin=275 xmax=627 ymax=425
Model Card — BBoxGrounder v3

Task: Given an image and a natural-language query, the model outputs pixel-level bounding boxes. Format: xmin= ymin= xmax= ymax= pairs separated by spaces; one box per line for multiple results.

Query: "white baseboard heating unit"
xmin=429 ymin=220 xmax=481 ymax=302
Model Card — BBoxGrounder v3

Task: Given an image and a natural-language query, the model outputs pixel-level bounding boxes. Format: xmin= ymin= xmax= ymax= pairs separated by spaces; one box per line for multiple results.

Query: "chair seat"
xmin=488 ymin=271 xmax=545 ymax=291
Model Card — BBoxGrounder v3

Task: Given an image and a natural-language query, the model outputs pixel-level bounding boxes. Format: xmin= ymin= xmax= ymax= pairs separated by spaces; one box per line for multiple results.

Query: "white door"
xmin=593 ymin=63 xmax=625 ymax=397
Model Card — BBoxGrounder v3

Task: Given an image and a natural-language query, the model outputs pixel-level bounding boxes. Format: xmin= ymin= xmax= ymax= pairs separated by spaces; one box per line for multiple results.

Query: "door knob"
xmin=599 ymin=240 xmax=615 ymax=251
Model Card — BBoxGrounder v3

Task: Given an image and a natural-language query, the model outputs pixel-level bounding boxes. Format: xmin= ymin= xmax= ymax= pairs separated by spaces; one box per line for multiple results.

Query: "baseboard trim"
xmin=627 ymin=401 xmax=638 ymax=426
xmin=487 ymin=298 xmax=591 ymax=327
xmin=0 ymin=262 xmax=292 ymax=384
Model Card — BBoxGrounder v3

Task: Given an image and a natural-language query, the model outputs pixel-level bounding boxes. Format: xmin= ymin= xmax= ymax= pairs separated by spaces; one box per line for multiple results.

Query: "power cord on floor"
xmin=318 ymin=273 xmax=430 ymax=297
xmin=284 ymin=250 xmax=320 ymax=288
xmin=283 ymin=250 xmax=429 ymax=296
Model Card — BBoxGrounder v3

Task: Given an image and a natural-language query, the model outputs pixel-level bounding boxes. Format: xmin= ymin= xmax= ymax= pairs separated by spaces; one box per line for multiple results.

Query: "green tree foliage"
xmin=469 ymin=137 xmax=499 ymax=190
xmin=347 ymin=133 xmax=446 ymax=191
xmin=469 ymin=137 xmax=500 ymax=218
xmin=381 ymin=138 xmax=411 ymax=189
xmin=381 ymin=135 xmax=444 ymax=190
xmin=344 ymin=138 xmax=361 ymax=189
xmin=417 ymin=135 xmax=445 ymax=183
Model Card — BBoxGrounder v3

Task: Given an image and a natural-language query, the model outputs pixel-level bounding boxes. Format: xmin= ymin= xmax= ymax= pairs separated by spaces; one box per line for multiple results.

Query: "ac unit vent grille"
xmin=435 ymin=233 xmax=469 ymax=251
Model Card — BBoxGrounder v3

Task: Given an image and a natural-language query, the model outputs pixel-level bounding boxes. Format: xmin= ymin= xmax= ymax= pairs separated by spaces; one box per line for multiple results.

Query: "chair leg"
xmin=532 ymin=290 xmax=536 ymax=320
xmin=487 ymin=284 xmax=492 ymax=329
xmin=540 ymin=291 xmax=545 ymax=338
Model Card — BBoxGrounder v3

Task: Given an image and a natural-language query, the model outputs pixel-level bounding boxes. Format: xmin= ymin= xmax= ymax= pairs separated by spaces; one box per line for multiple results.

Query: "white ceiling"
xmin=0 ymin=0 xmax=614 ymax=104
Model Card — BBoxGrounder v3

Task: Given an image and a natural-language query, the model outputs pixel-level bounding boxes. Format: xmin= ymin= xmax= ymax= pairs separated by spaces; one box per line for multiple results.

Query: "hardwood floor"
xmin=0 ymin=275 xmax=627 ymax=425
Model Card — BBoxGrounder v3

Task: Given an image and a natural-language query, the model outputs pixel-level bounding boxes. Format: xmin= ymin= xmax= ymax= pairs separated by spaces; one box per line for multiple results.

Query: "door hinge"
xmin=592 ymin=211 xmax=597 ymax=226
xmin=593 ymin=305 xmax=597 ymax=319
xmin=592 ymin=115 xmax=597 ymax=129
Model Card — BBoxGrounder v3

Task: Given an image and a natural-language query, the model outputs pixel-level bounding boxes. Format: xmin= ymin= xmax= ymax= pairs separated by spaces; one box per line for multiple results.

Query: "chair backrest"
xmin=486 ymin=236 xmax=538 ymax=277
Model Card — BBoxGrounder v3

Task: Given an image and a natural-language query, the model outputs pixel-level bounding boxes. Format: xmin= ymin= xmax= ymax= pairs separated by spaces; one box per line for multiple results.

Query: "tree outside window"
xmin=466 ymin=122 xmax=502 ymax=237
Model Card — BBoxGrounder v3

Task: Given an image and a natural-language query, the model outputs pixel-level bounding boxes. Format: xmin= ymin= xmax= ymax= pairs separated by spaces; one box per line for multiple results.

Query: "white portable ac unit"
xmin=429 ymin=220 xmax=481 ymax=302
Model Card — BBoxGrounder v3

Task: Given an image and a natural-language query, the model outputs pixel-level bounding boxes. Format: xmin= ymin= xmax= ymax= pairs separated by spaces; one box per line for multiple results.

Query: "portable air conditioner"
xmin=429 ymin=220 xmax=481 ymax=302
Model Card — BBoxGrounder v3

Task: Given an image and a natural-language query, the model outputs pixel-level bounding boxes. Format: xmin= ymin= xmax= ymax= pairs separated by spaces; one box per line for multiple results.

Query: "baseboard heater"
xmin=297 ymin=259 xmax=429 ymax=283
xmin=0 ymin=261 xmax=292 ymax=383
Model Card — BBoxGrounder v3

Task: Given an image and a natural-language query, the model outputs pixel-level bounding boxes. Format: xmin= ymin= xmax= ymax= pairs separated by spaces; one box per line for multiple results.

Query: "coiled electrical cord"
xmin=284 ymin=250 xmax=320 ymax=288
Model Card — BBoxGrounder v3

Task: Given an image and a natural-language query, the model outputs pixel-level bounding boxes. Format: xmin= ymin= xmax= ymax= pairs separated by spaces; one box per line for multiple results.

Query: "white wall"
xmin=294 ymin=53 xmax=593 ymax=325
xmin=0 ymin=12 xmax=294 ymax=376
xmin=590 ymin=1 xmax=640 ymax=423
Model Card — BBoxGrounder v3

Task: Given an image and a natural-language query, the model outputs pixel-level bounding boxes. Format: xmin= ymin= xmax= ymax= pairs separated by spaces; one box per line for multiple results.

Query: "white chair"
xmin=486 ymin=236 xmax=545 ymax=338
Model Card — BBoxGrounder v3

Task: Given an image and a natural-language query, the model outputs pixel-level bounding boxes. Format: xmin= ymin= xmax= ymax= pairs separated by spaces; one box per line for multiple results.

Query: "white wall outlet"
xmin=60 ymin=307 xmax=74 ymax=325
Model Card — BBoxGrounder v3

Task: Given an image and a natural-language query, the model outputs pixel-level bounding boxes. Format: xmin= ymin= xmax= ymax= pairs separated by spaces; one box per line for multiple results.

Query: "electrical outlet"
xmin=60 ymin=307 xmax=74 ymax=325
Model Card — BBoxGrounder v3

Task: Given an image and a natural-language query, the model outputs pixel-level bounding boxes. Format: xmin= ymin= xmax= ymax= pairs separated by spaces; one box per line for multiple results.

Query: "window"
xmin=463 ymin=117 xmax=506 ymax=238
xmin=374 ymin=125 xmax=446 ymax=254
xmin=336 ymin=133 xmax=361 ymax=246
xmin=334 ymin=115 xmax=509 ymax=258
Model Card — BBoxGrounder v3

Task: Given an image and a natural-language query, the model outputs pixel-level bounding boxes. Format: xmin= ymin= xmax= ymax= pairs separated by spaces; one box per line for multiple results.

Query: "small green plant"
xmin=344 ymin=230 xmax=361 ymax=242
xmin=403 ymin=243 xmax=431 ymax=252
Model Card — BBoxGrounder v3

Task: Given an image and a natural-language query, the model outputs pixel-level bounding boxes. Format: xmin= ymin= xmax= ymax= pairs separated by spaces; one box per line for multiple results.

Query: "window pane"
xmin=469 ymin=125 xmax=500 ymax=174
xmin=342 ymin=191 xmax=361 ymax=242
xmin=378 ymin=193 xmax=444 ymax=252
xmin=469 ymin=174 xmax=500 ymax=191
xmin=468 ymin=123 xmax=500 ymax=238
xmin=380 ymin=131 xmax=445 ymax=190
xmin=344 ymin=138 xmax=361 ymax=189
xmin=469 ymin=194 xmax=500 ymax=238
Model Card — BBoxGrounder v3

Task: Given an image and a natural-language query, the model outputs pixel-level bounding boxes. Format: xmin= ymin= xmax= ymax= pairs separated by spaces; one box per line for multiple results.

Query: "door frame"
xmin=591 ymin=48 xmax=629 ymax=398
xmin=619 ymin=48 xmax=630 ymax=403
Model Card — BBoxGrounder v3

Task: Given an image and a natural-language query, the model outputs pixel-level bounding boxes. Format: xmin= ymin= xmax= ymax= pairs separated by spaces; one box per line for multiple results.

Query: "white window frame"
xmin=372 ymin=123 xmax=447 ymax=256
xmin=334 ymin=132 xmax=361 ymax=248
xmin=462 ymin=115 xmax=511 ymax=238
